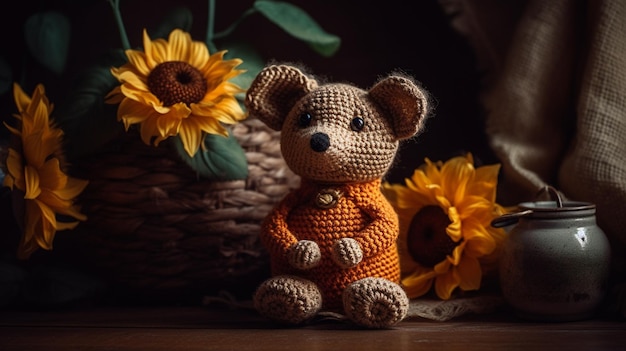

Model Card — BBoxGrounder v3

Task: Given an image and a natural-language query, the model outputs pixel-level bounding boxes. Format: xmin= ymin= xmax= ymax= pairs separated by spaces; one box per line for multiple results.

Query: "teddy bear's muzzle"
xmin=310 ymin=132 xmax=330 ymax=152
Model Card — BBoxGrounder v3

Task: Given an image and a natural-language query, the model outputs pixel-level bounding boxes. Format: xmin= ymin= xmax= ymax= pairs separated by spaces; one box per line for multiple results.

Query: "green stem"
xmin=206 ymin=0 xmax=217 ymax=53
xmin=108 ymin=0 xmax=131 ymax=50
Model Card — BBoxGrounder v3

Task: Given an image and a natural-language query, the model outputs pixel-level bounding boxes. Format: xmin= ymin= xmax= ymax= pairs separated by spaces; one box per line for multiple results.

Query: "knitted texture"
xmin=245 ymin=64 xmax=430 ymax=328
xmin=278 ymin=85 xmax=399 ymax=183
xmin=343 ymin=277 xmax=409 ymax=328
xmin=254 ymin=275 xmax=322 ymax=325
xmin=261 ymin=179 xmax=401 ymax=312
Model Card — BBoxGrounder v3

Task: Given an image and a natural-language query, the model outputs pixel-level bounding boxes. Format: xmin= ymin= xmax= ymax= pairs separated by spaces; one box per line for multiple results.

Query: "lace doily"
xmin=406 ymin=294 xmax=504 ymax=321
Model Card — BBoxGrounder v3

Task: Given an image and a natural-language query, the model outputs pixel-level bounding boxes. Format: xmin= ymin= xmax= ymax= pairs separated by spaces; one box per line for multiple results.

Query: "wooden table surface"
xmin=1 ymin=304 xmax=625 ymax=351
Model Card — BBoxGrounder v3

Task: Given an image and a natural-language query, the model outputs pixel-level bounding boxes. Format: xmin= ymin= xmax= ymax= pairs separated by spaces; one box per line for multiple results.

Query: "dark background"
xmin=0 ymin=0 xmax=502 ymax=307
xmin=0 ymin=0 xmax=497 ymax=184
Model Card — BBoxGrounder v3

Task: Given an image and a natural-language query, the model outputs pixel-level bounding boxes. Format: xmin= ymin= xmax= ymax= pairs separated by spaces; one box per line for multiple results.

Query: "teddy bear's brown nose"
xmin=310 ymin=132 xmax=330 ymax=152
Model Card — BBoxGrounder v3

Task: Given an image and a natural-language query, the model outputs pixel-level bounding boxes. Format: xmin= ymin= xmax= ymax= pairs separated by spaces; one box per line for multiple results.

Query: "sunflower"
xmin=382 ymin=153 xmax=507 ymax=300
xmin=106 ymin=28 xmax=247 ymax=157
xmin=3 ymin=83 xmax=88 ymax=259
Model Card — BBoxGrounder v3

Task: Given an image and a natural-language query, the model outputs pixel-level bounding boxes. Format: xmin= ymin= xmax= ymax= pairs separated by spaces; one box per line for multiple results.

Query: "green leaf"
xmin=150 ymin=6 xmax=194 ymax=39
xmin=253 ymin=1 xmax=341 ymax=57
xmin=23 ymin=11 xmax=71 ymax=75
xmin=53 ymin=49 xmax=128 ymax=161
xmin=173 ymin=132 xmax=248 ymax=181
xmin=0 ymin=56 xmax=11 ymax=95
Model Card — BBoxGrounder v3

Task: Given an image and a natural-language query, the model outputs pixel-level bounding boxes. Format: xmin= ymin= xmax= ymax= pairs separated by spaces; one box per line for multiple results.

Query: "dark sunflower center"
xmin=147 ymin=61 xmax=207 ymax=106
xmin=406 ymin=205 xmax=460 ymax=268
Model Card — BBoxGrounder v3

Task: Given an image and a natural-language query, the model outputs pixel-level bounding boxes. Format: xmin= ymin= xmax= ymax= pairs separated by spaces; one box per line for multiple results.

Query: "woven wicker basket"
xmin=62 ymin=116 xmax=298 ymax=302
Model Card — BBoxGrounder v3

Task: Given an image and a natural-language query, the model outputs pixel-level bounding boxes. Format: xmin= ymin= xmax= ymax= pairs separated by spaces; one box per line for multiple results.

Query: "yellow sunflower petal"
xmin=142 ymin=29 xmax=160 ymax=66
xmin=8 ymin=84 xmax=87 ymax=259
xmin=36 ymin=189 xmax=71 ymax=213
xmin=387 ymin=183 xmax=432 ymax=210
xmin=22 ymin=201 xmax=40 ymax=241
xmin=193 ymin=113 xmax=230 ymax=137
xmin=139 ymin=29 xmax=152 ymax=57
xmin=440 ymin=154 xmax=474 ymax=206
xmin=446 ymin=242 xmax=466 ymax=266
xmin=137 ymin=116 xmax=163 ymax=146
xmin=457 ymin=255 xmax=482 ymax=291
xmin=456 ymin=196 xmax=492 ymax=221
xmin=56 ymin=220 xmax=81 ymax=231
xmin=117 ymin=99 xmax=156 ymax=125
xmin=61 ymin=177 xmax=89 ymax=200
xmin=445 ymin=206 xmax=462 ymax=241
xmin=37 ymin=186 xmax=87 ymax=221
xmin=35 ymin=220 xmax=56 ymax=251
xmin=462 ymin=218 xmax=497 ymax=257
xmin=401 ymin=268 xmax=437 ymax=299
xmin=204 ymin=51 xmax=236 ymax=74
xmin=117 ymin=71 xmax=150 ymax=94
xmin=107 ymin=29 xmax=246 ymax=151
xmin=23 ymin=165 xmax=42 ymax=199
xmin=216 ymin=80 xmax=246 ymax=96
xmin=167 ymin=29 xmax=191 ymax=61
xmin=3 ymin=173 xmax=14 ymax=189
xmin=38 ymin=158 xmax=67 ymax=190
xmin=188 ymin=41 xmax=210 ymax=68
xmin=105 ymin=86 xmax=124 ymax=104
xmin=470 ymin=163 xmax=501 ymax=200
xmin=421 ymin=157 xmax=442 ymax=184
xmin=29 ymin=86 xmax=53 ymax=126
xmin=125 ymin=50 xmax=151 ymax=77
xmin=385 ymin=152 xmax=506 ymax=300
xmin=5 ymin=148 xmax=24 ymax=188
xmin=434 ymin=268 xmax=461 ymax=300
xmin=34 ymin=198 xmax=57 ymax=231
xmin=156 ymin=102 xmax=190 ymax=134
xmin=404 ymin=170 xmax=443 ymax=204
xmin=178 ymin=121 xmax=203 ymax=157
xmin=406 ymin=168 xmax=432 ymax=189
xmin=433 ymin=258 xmax=452 ymax=274
xmin=194 ymin=96 xmax=245 ymax=124
xmin=20 ymin=200 xmax=53 ymax=257
xmin=12 ymin=83 xmax=33 ymax=114
xmin=480 ymin=227 xmax=507 ymax=268
xmin=22 ymin=131 xmax=46 ymax=167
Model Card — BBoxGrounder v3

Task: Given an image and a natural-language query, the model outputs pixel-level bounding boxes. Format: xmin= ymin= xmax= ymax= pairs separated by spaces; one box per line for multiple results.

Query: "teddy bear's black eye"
xmin=298 ymin=112 xmax=312 ymax=128
xmin=350 ymin=117 xmax=365 ymax=131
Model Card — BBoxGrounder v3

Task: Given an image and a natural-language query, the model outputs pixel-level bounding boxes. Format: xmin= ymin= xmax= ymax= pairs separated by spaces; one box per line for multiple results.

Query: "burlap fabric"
xmin=439 ymin=0 xmax=626 ymax=317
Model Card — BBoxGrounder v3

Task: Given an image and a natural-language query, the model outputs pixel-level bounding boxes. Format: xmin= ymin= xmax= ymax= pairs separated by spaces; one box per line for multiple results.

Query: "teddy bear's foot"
xmin=253 ymin=275 xmax=322 ymax=325
xmin=343 ymin=277 xmax=409 ymax=329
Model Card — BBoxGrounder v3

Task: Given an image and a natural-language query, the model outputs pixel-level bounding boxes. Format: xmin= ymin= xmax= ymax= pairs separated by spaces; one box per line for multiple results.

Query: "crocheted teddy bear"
xmin=244 ymin=64 xmax=430 ymax=328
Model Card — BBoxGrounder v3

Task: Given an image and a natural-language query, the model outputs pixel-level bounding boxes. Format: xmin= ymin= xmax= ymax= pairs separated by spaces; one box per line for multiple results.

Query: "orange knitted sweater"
xmin=260 ymin=178 xmax=401 ymax=312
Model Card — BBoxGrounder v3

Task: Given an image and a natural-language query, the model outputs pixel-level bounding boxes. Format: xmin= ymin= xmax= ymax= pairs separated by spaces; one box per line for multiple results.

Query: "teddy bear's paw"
xmin=332 ymin=238 xmax=363 ymax=268
xmin=342 ymin=277 xmax=409 ymax=329
xmin=253 ymin=275 xmax=322 ymax=325
xmin=288 ymin=240 xmax=321 ymax=270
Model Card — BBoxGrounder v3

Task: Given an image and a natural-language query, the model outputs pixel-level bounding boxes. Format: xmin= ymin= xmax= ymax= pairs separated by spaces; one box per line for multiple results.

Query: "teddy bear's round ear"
xmin=245 ymin=65 xmax=318 ymax=131
xmin=369 ymin=75 xmax=429 ymax=140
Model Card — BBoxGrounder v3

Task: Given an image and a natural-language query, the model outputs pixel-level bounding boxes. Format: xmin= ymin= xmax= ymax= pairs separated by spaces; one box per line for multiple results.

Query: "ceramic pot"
xmin=491 ymin=188 xmax=611 ymax=321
